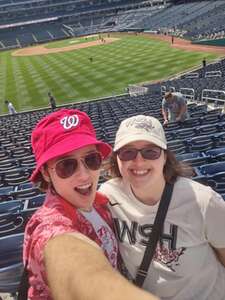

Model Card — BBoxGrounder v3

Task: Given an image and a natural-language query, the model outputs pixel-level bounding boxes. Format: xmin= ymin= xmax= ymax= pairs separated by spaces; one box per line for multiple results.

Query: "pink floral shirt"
xmin=23 ymin=191 xmax=118 ymax=300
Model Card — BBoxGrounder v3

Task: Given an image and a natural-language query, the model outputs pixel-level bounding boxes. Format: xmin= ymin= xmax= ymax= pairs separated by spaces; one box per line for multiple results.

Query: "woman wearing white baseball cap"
xmin=99 ymin=115 xmax=225 ymax=300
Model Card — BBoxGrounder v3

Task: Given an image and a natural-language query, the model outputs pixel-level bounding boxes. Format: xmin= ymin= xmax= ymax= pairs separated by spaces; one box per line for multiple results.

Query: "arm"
xmin=161 ymin=102 xmax=168 ymax=125
xmin=44 ymin=233 xmax=159 ymax=300
xmin=213 ymin=247 xmax=225 ymax=268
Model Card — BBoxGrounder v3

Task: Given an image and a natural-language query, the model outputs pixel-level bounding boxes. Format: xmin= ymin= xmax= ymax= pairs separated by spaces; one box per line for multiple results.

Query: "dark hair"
xmin=108 ymin=149 xmax=193 ymax=184
xmin=164 ymin=92 xmax=173 ymax=100
xmin=33 ymin=170 xmax=50 ymax=191
xmin=32 ymin=165 xmax=57 ymax=193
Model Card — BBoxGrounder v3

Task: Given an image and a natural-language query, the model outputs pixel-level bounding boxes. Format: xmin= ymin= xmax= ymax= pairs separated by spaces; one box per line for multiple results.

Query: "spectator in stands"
xmin=99 ymin=114 xmax=225 ymax=300
xmin=202 ymin=58 xmax=206 ymax=68
xmin=22 ymin=109 xmax=158 ymax=300
xmin=162 ymin=91 xmax=188 ymax=125
xmin=48 ymin=92 xmax=57 ymax=110
xmin=5 ymin=99 xmax=17 ymax=114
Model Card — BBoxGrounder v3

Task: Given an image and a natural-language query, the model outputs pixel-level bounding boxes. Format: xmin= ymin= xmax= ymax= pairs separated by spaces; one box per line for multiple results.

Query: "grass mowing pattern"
xmin=0 ymin=34 xmax=220 ymax=113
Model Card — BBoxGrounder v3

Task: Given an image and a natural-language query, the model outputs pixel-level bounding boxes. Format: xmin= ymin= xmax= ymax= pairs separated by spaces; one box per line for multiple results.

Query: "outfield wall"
xmin=192 ymin=38 xmax=225 ymax=47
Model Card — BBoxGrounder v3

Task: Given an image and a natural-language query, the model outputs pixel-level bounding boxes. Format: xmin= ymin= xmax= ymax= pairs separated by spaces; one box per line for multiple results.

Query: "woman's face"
xmin=117 ymin=140 xmax=166 ymax=191
xmin=41 ymin=145 xmax=101 ymax=211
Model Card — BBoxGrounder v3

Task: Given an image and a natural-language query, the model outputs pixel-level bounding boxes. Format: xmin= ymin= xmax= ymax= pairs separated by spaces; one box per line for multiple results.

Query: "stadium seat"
xmin=0 ymin=200 xmax=23 ymax=215
xmin=0 ymin=186 xmax=14 ymax=202
xmin=186 ymin=135 xmax=214 ymax=152
xmin=177 ymin=152 xmax=209 ymax=167
xmin=194 ymin=161 xmax=225 ymax=176
xmin=173 ymin=127 xmax=196 ymax=139
xmin=0 ymin=233 xmax=24 ymax=294
xmin=205 ymin=147 xmax=225 ymax=162
xmin=214 ymin=132 xmax=225 ymax=148
xmin=0 ymin=168 xmax=33 ymax=187
xmin=0 ymin=208 xmax=36 ymax=237
xmin=10 ymin=186 xmax=43 ymax=200
xmin=167 ymin=139 xmax=187 ymax=155
xmin=196 ymin=124 xmax=219 ymax=135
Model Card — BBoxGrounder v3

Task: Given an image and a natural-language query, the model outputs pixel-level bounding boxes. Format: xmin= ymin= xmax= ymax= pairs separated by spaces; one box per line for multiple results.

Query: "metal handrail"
xmin=201 ymin=89 xmax=225 ymax=110
xmin=205 ymin=71 xmax=222 ymax=78
xmin=180 ymin=88 xmax=195 ymax=101
xmin=184 ymin=72 xmax=199 ymax=78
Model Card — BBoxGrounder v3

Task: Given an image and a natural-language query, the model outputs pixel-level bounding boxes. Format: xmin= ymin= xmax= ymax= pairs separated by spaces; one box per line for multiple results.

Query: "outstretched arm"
xmin=44 ymin=233 xmax=159 ymax=300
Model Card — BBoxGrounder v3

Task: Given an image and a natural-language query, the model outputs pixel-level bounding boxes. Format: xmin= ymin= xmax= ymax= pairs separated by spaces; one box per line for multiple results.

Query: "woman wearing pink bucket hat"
xmin=21 ymin=109 xmax=158 ymax=300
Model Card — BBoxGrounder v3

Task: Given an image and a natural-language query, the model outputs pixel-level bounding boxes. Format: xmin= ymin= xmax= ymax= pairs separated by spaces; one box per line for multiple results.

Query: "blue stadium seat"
xmin=194 ymin=161 xmax=225 ymax=176
xmin=0 ymin=233 xmax=24 ymax=294
xmin=0 ymin=200 xmax=23 ymax=215
xmin=186 ymin=135 xmax=214 ymax=152
xmin=0 ymin=208 xmax=36 ymax=237
xmin=205 ymin=147 xmax=225 ymax=162
xmin=167 ymin=139 xmax=187 ymax=155
xmin=0 ymin=186 xmax=15 ymax=202
xmin=173 ymin=127 xmax=196 ymax=139
xmin=177 ymin=152 xmax=209 ymax=167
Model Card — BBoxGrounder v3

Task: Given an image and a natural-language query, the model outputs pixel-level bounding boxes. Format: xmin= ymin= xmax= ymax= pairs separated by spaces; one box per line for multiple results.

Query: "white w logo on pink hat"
xmin=60 ymin=114 xmax=79 ymax=129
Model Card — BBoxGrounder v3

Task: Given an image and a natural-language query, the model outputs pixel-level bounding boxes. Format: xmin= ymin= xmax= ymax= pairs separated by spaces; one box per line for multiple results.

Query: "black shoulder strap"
xmin=133 ymin=182 xmax=174 ymax=287
xmin=17 ymin=261 xmax=29 ymax=300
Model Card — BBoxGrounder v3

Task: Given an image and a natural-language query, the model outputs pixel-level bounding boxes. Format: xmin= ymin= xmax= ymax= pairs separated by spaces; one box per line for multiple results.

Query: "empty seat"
xmin=177 ymin=152 xmax=209 ymax=167
xmin=205 ymin=147 xmax=225 ymax=162
xmin=173 ymin=127 xmax=196 ymax=139
xmin=168 ymin=139 xmax=187 ymax=155
xmin=0 ymin=200 xmax=23 ymax=215
xmin=195 ymin=161 xmax=225 ymax=176
xmin=186 ymin=135 xmax=214 ymax=152
xmin=0 ymin=233 xmax=24 ymax=294
xmin=0 ymin=208 xmax=36 ymax=237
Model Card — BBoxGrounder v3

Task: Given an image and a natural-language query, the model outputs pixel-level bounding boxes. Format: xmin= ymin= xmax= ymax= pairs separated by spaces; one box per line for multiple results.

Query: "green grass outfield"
xmin=0 ymin=33 xmax=220 ymax=113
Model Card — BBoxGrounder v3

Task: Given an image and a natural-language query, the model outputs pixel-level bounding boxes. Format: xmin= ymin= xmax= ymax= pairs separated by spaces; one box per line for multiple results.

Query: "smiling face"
xmin=41 ymin=145 xmax=101 ymax=211
xmin=117 ymin=140 xmax=166 ymax=200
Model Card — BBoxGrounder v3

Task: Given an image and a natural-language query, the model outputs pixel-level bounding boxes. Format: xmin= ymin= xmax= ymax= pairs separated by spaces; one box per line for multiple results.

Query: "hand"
xmin=163 ymin=119 xmax=168 ymax=126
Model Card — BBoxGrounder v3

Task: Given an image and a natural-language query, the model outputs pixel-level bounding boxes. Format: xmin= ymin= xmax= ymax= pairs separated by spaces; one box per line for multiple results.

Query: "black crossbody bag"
xmin=133 ymin=182 xmax=174 ymax=287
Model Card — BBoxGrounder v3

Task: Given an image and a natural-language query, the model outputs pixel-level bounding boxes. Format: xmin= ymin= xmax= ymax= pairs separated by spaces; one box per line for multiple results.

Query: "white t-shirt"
xmin=99 ymin=177 xmax=225 ymax=300
xmin=79 ymin=207 xmax=118 ymax=267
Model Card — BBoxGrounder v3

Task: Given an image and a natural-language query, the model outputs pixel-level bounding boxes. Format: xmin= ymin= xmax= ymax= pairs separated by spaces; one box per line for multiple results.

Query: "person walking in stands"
xmin=202 ymin=57 xmax=206 ymax=69
xmin=5 ymin=99 xmax=17 ymax=114
xmin=99 ymin=114 xmax=225 ymax=300
xmin=22 ymin=109 xmax=158 ymax=300
xmin=162 ymin=91 xmax=188 ymax=125
xmin=48 ymin=92 xmax=57 ymax=110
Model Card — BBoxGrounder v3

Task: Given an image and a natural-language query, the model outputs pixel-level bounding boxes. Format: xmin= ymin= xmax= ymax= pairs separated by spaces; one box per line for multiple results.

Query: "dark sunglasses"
xmin=117 ymin=146 xmax=162 ymax=161
xmin=51 ymin=152 xmax=102 ymax=179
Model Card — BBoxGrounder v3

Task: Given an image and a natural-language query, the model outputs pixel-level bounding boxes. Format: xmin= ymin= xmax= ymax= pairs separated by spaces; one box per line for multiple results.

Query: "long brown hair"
xmin=108 ymin=149 xmax=193 ymax=184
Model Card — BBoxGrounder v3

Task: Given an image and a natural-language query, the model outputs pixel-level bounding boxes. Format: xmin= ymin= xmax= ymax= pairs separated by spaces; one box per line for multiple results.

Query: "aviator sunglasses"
xmin=117 ymin=146 xmax=162 ymax=161
xmin=50 ymin=152 xmax=102 ymax=179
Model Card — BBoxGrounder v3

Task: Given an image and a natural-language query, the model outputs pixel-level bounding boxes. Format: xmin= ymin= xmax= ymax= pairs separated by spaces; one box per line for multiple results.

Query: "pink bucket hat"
xmin=30 ymin=108 xmax=112 ymax=182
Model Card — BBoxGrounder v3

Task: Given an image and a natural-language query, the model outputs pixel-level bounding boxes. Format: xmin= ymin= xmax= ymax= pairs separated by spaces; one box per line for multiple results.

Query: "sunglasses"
xmin=51 ymin=152 xmax=102 ymax=179
xmin=117 ymin=146 xmax=162 ymax=161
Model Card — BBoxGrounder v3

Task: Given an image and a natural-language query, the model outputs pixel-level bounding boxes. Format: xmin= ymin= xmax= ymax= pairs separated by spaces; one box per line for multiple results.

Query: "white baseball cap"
xmin=114 ymin=115 xmax=167 ymax=151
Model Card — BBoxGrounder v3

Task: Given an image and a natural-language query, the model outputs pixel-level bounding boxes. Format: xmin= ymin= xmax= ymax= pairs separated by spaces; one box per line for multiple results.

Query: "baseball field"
xmin=0 ymin=33 xmax=222 ymax=114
